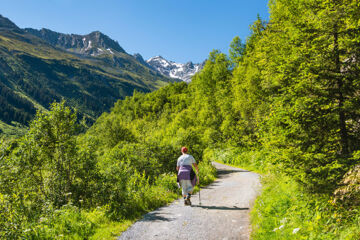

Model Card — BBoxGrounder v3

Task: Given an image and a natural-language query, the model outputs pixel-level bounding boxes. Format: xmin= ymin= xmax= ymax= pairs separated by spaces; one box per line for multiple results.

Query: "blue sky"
xmin=1 ymin=0 xmax=269 ymax=63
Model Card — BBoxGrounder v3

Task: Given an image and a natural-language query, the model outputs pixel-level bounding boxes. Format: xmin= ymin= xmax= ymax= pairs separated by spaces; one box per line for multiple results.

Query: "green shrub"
xmin=251 ymin=172 xmax=360 ymax=240
xmin=198 ymin=158 xmax=217 ymax=186
xmin=0 ymin=193 xmax=28 ymax=239
xmin=155 ymin=173 xmax=179 ymax=193
xmin=203 ymin=147 xmax=267 ymax=173
xmin=19 ymin=204 xmax=95 ymax=240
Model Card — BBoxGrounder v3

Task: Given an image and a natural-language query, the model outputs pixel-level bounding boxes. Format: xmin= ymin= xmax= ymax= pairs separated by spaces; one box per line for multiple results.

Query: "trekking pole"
xmin=198 ymin=176 xmax=201 ymax=206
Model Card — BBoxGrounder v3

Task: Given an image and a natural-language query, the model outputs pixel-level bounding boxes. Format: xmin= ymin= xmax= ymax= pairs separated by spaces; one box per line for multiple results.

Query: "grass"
xmin=90 ymin=220 xmax=133 ymax=240
xmin=250 ymin=172 xmax=360 ymax=240
xmin=204 ymin=147 xmax=266 ymax=174
xmin=85 ymin=209 xmax=134 ymax=240
xmin=22 ymin=187 xmax=181 ymax=239
xmin=209 ymin=147 xmax=360 ymax=240
xmin=0 ymin=120 xmax=27 ymax=139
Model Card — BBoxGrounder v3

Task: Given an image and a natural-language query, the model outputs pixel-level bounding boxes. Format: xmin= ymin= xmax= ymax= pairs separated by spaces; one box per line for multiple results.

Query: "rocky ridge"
xmin=24 ymin=28 xmax=125 ymax=56
xmin=0 ymin=14 xmax=19 ymax=30
xmin=145 ymin=55 xmax=204 ymax=82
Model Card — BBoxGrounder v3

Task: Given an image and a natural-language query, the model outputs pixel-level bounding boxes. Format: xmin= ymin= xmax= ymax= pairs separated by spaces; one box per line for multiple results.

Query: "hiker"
xmin=177 ymin=146 xmax=199 ymax=205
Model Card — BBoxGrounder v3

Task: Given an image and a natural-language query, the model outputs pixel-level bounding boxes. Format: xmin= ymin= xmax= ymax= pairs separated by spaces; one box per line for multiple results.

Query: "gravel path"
xmin=118 ymin=162 xmax=261 ymax=240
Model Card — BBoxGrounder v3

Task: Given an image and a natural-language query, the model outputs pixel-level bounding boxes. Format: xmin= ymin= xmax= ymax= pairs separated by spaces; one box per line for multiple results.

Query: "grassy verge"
xmin=203 ymin=147 xmax=267 ymax=174
xmin=251 ymin=173 xmax=360 ymax=240
xmin=89 ymin=219 xmax=133 ymax=240
xmin=207 ymin=147 xmax=360 ymax=240
xmin=20 ymin=184 xmax=180 ymax=240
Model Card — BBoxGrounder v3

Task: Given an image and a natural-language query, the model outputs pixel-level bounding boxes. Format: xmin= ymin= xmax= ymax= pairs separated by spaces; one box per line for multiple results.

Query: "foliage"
xmin=3 ymin=0 xmax=360 ymax=238
xmin=236 ymin=0 xmax=360 ymax=193
xmin=0 ymin=96 xmax=216 ymax=238
xmin=251 ymin=172 xmax=360 ymax=240
xmin=229 ymin=36 xmax=245 ymax=67
xmin=334 ymin=162 xmax=360 ymax=206
xmin=24 ymin=204 xmax=96 ymax=240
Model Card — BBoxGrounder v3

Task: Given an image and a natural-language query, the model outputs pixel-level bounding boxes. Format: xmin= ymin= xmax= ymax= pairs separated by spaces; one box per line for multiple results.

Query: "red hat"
xmin=181 ymin=147 xmax=188 ymax=153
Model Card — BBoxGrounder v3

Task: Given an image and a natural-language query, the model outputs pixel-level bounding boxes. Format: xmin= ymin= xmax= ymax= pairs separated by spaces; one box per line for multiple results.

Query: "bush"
xmin=251 ymin=172 xmax=360 ymax=240
xmin=155 ymin=173 xmax=179 ymax=193
xmin=198 ymin=157 xmax=217 ymax=186
xmin=26 ymin=204 xmax=96 ymax=240
xmin=0 ymin=193 xmax=27 ymax=239
xmin=203 ymin=147 xmax=267 ymax=173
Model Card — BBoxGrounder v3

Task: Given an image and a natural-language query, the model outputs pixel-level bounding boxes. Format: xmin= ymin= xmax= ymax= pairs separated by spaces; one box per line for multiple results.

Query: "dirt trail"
xmin=118 ymin=162 xmax=261 ymax=240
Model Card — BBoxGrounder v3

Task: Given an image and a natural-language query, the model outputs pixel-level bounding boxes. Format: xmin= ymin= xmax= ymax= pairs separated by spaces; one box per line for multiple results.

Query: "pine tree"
xmin=248 ymin=0 xmax=360 ymax=192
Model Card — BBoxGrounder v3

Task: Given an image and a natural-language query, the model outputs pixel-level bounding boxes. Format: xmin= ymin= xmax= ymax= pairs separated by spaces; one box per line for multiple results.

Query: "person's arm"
xmin=191 ymin=155 xmax=198 ymax=173
xmin=192 ymin=163 xmax=199 ymax=184
xmin=192 ymin=163 xmax=199 ymax=174
xmin=176 ymin=157 xmax=180 ymax=172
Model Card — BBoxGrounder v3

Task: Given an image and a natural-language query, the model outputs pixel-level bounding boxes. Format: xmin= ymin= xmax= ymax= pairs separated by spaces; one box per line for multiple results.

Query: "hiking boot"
xmin=184 ymin=199 xmax=190 ymax=205
xmin=185 ymin=194 xmax=192 ymax=206
xmin=186 ymin=193 xmax=191 ymax=200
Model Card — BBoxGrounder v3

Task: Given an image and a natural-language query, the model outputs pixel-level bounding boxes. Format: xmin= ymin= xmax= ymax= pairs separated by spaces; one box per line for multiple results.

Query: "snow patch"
xmin=146 ymin=56 xmax=203 ymax=82
xmin=107 ymin=48 xmax=114 ymax=54
xmin=85 ymin=40 xmax=92 ymax=51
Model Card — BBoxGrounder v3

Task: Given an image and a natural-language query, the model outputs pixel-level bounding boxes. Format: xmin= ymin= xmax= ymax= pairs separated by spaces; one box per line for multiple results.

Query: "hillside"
xmin=0 ymin=14 xmax=175 ymax=136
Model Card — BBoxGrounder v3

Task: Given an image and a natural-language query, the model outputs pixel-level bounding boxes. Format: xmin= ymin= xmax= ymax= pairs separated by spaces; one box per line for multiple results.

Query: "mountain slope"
xmin=0 ymin=15 xmax=19 ymax=30
xmin=0 ymin=14 xmax=175 ymax=134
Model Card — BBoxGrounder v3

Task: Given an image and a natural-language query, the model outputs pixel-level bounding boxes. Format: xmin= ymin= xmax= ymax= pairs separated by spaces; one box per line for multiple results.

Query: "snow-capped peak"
xmin=146 ymin=56 xmax=204 ymax=82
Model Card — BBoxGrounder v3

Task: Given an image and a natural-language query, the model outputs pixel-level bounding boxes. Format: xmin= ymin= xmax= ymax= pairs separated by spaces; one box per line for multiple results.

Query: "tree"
xmin=242 ymin=0 xmax=360 ymax=192
xmin=229 ymin=36 xmax=245 ymax=67
xmin=6 ymin=101 xmax=98 ymax=207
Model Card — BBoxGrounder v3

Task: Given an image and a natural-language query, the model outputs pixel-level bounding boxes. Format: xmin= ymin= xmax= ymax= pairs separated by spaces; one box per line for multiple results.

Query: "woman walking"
xmin=177 ymin=147 xmax=199 ymax=205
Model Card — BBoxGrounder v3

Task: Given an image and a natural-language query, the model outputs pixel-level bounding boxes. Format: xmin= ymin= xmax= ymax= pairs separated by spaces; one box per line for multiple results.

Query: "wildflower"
xmin=280 ymin=218 xmax=287 ymax=224
xmin=292 ymin=228 xmax=300 ymax=234
xmin=273 ymin=224 xmax=285 ymax=232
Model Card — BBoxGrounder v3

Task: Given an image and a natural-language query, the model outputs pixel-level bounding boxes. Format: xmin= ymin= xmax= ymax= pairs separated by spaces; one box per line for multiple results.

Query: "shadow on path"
xmin=200 ymin=167 xmax=250 ymax=189
xmin=191 ymin=205 xmax=249 ymax=211
xmin=140 ymin=212 xmax=174 ymax=222
xmin=216 ymin=169 xmax=250 ymax=176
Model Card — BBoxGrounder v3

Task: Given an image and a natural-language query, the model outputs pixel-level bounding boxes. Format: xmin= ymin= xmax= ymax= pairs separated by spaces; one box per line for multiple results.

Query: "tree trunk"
xmin=334 ymin=29 xmax=349 ymax=156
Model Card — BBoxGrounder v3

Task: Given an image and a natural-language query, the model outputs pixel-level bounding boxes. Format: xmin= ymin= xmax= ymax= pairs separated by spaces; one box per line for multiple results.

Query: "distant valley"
xmin=0 ymin=14 xmax=204 ymax=136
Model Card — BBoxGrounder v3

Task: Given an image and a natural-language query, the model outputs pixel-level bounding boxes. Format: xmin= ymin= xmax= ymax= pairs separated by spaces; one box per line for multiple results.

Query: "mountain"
xmin=133 ymin=53 xmax=149 ymax=66
xmin=146 ymin=56 xmax=204 ymax=82
xmin=0 ymin=14 xmax=19 ymax=30
xmin=0 ymin=15 xmax=176 ymax=135
xmin=24 ymin=28 xmax=126 ymax=56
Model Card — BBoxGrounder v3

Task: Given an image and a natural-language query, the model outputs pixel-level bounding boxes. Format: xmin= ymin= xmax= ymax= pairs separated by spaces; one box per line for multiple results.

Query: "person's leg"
xmin=187 ymin=183 xmax=194 ymax=197
xmin=180 ymin=180 xmax=190 ymax=205
xmin=184 ymin=181 xmax=194 ymax=205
